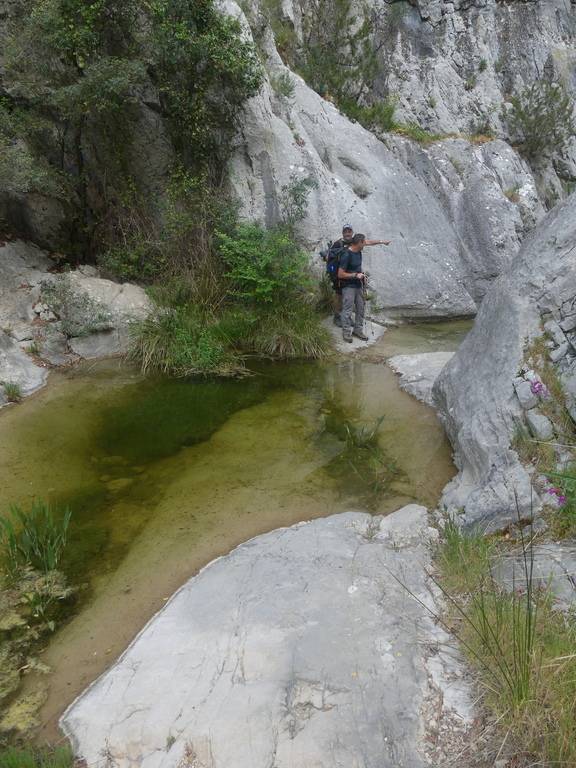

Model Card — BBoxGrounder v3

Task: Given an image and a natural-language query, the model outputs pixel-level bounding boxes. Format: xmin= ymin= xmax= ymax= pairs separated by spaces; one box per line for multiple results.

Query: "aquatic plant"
xmin=0 ymin=500 xmax=72 ymax=577
xmin=0 ymin=745 xmax=76 ymax=768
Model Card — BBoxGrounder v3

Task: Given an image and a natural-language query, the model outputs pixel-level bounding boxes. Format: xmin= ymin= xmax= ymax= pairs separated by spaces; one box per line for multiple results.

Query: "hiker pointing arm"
xmin=363 ymin=238 xmax=391 ymax=247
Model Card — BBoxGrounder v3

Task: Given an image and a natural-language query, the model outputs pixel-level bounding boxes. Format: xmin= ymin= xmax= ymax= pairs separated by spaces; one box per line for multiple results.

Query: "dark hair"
xmin=352 ymin=233 xmax=365 ymax=244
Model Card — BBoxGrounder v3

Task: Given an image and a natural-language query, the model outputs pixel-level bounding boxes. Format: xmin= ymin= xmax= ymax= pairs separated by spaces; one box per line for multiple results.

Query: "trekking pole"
xmin=362 ymin=272 xmax=373 ymax=338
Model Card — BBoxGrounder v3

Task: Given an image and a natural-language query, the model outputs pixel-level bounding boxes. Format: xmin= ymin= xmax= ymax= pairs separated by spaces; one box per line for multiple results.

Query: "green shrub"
xmin=217 ymin=224 xmax=313 ymax=305
xmin=147 ymin=0 xmax=263 ymax=160
xmin=271 ymin=71 xmax=296 ymax=100
xmin=2 ymin=381 xmax=22 ymax=403
xmin=508 ymin=79 xmax=575 ymax=163
xmin=279 ymin=174 xmax=318 ymax=228
xmin=275 ymin=0 xmax=383 ymax=109
xmin=0 ymin=500 xmax=72 ymax=577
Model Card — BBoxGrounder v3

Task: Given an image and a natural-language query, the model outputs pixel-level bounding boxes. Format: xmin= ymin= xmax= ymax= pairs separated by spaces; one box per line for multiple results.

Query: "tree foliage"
xmin=2 ymin=0 xmax=263 ymax=251
xmin=508 ymin=79 xmax=576 ymax=164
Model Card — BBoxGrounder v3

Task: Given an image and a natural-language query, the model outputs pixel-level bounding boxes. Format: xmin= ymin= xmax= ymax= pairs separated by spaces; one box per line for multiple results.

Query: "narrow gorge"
xmin=0 ymin=0 xmax=575 ymax=766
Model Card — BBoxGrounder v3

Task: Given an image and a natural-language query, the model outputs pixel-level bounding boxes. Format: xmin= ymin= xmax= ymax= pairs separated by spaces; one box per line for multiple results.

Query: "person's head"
xmin=350 ymin=233 xmax=365 ymax=251
xmin=342 ymin=225 xmax=353 ymax=243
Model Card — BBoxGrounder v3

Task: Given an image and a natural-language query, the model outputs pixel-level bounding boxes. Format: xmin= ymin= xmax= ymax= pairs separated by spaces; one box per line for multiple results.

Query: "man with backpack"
xmin=325 ymin=225 xmax=354 ymax=326
xmin=338 ymin=232 xmax=390 ymax=342
xmin=324 ymin=225 xmax=389 ymax=326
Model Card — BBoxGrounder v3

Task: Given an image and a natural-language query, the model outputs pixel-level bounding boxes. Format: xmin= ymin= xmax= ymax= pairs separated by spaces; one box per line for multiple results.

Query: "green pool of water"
xmin=0 ymin=327 xmax=463 ymax=740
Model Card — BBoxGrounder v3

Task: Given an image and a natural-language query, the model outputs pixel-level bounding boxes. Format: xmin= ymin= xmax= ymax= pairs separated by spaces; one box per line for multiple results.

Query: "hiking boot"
xmin=333 ymin=314 xmax=342 ymax=327
xmin=342 ymin=332 xmax=353 ymax=343
xmin=352 ymin=330 xmax=369 ymax=341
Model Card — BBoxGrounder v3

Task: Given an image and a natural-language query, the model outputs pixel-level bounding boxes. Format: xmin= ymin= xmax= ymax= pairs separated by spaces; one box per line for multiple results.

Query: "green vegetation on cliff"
xmin=1 ymin=0 xmax=329 ymax=375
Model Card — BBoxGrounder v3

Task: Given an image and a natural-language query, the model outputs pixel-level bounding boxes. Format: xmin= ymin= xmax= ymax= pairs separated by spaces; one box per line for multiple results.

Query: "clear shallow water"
xmin=0 ymin=328 xmax=463 ymax=740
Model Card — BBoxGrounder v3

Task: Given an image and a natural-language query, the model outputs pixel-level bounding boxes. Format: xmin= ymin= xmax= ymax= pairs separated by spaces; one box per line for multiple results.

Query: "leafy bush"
xmin=296 ymin=0 xmax=382 ymax=106
xmin=4 ymin=0 xmax=263 ymax=256
xmin=271 ymin=71 xmax=296 ymax=100
xmin=0 ymin=500 xmax=72 ymax=577
xmin=279 ymin=174 xmax=318 ymax=228
xmin=147 ymin=0 xmax=263 ymax=160
xmin=0 ymin=98 xmax=66 ymax=197
xmin=218 ymin=224 xmax=313 ymax=304
xmin=508 ymin=79 xmax=576 ymax=163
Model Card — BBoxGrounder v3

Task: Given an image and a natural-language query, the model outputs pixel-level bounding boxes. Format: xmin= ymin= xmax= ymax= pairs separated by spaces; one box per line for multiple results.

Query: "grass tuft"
xmin=435 ymin=516 xmax=576 ymax=764
xmin=2 ymin=381 xmax=22 ymax=403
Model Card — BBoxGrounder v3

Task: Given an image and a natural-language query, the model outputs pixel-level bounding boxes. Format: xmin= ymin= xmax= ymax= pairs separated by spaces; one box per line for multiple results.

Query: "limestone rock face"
xmin=62 ymin=507 xmax=475 ymax=768
xmin=226 ymin=0 xmax=552 ymax=317
xmin=433 ymin=192 xmax=576 ymax=530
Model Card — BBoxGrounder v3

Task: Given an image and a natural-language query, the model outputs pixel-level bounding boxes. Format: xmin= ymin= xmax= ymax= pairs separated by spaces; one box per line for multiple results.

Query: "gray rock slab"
xmin=62 ymin=507 xmax=475 ymax=768
xmin=434 ymin=193 xmax=576 ymax=530
xmin=323 ymin=316 xmax=386 ymax=353
xmin=544 ymin=319 xmax=566 ymax=347
xmin=388 ymin=351 xmax=454 ymax=406
xmin=495 ymin=542 xmax=576 ymax=611
xmin=526 ymin=411 xmax=554 ymax=441
xmin=0 ymin=331 xmax=47 ymax=398
xmin=68 ymin=329 xmax=128 ymax=359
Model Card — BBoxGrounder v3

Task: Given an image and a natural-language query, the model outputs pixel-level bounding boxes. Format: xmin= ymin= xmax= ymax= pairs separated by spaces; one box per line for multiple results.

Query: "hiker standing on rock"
xmin=326 ymin=225 xmax=389 ymax=327
xmin=338 ymin=232 xmax=390 ymax=342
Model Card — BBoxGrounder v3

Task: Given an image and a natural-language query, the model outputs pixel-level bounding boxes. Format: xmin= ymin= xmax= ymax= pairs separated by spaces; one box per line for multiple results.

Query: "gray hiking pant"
xmin=341 ymin=285 xmax=365 ymax=334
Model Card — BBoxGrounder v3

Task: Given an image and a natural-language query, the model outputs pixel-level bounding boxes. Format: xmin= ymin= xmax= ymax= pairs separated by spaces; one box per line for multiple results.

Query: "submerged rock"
xmin=388 ymin=351 xmax=454 ymax=406
xmin=434 ymin=193 xmax=576 ymax=530
xmin=62 ymin=507 xmax=475 ymax=768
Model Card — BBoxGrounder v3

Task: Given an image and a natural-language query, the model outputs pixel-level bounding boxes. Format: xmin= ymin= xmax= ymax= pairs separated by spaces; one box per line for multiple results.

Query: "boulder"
xmin=526 ymin=411 xmax=554 ymax=442
xmin=433 ymin=192 xmax=576 ymax=530
xmin=62 ymin=507 xmax=475 ymax=768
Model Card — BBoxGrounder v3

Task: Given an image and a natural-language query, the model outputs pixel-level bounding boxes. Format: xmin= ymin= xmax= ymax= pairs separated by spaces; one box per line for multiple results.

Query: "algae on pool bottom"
xmin=0 ymin=340 xmax=456 ymax=742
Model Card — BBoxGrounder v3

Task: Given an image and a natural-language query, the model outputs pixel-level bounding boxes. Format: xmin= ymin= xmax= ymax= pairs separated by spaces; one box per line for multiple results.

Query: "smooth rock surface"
xmin=388 ymin=351 xmax=454 ymax=406
xmin=434 ymin=193 xmax=576 ymax=530
xmin=62 ymin=507 xmax=475 ymax=768
xmin=495 ymin=542 xmax=576 ymax=611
